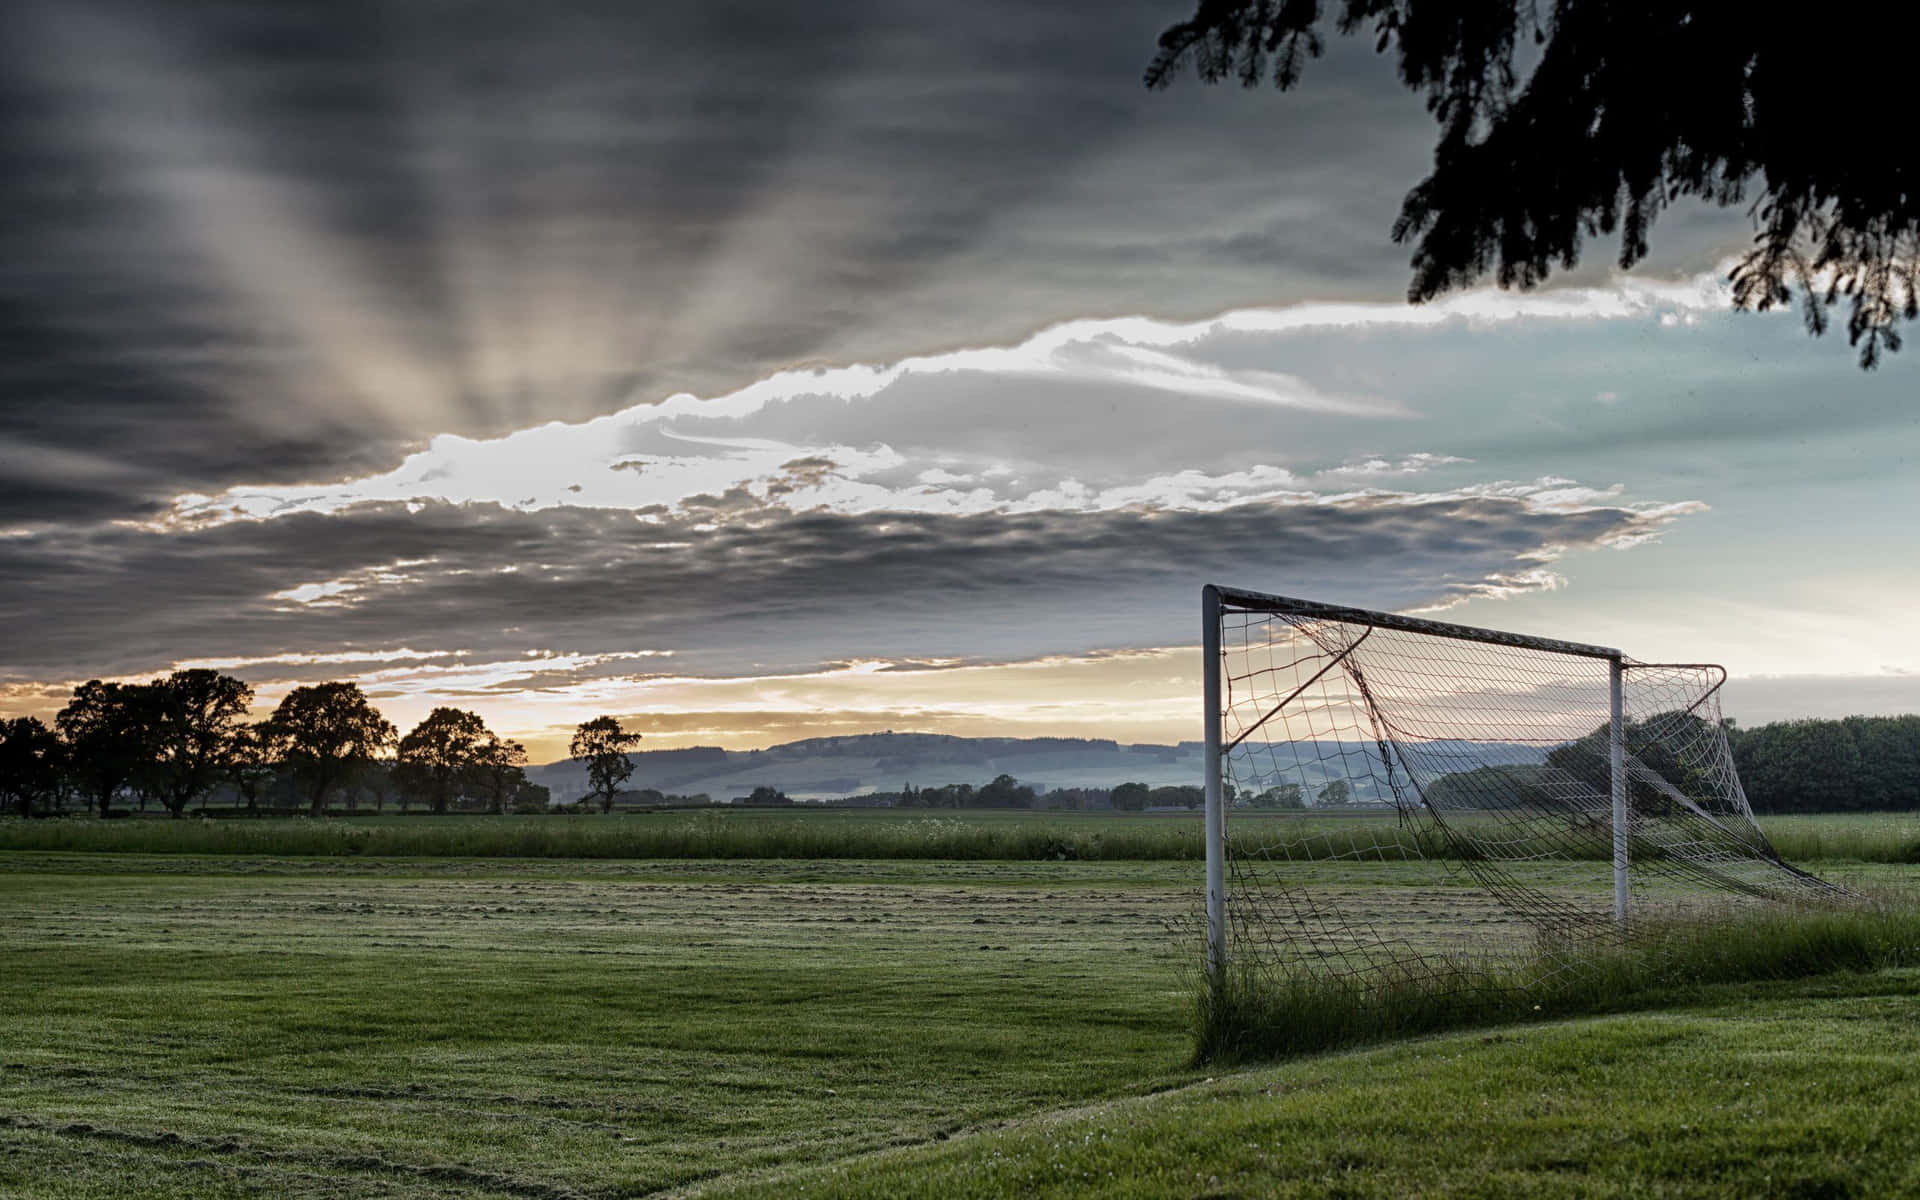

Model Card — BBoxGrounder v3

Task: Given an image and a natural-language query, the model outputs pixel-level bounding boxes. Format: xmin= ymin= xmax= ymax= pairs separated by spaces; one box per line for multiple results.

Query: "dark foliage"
xmin=54 ymin=680 xmax=150 ymax=818
xmin=1150 ymin=784 xmax=1205 ymax=809
xmin=511 ymin=778 xmax=553 ymax=813
xmin=571 ymin=716 xmax=642 ymax=814
xmin=899 ymin=781 xmax=973 ymax=808
xmin=144 ymin=670 xmax=253 ymax=818
xmin=1545 ymin=709 xmax=1722 ymax=818
xmin=0 ymin=716 xmax=62 ymax=817
xmin=1149 ymin=0 xmax=1920 ymax=367
xmin=1420 ymin=763 xmax=1556 ymax=811
xmin=978 ymin=773 xmax=1040 ymax=808
xmin=395 ymin=707 xmax=493 ymax=815
xmin=265 ymin=682 xmax=398 ymax=818
xmin=225 ymin=724 xmax=278 ymax=813
xmin=1240 ymin=781 xmax=1305 ymax=809
xmin=1731 ymin=715 xmax=1920 ymax=813
xmin=469 ymin=733 xmax=529 ymax=815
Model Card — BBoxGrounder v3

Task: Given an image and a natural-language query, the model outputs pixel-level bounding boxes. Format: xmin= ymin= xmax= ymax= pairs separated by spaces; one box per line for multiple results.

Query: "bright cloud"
xmin=155 ymin=273 xmax=1731 ymax=530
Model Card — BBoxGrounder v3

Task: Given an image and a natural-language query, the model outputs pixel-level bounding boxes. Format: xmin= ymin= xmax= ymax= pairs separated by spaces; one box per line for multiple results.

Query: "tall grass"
xmin=1760 ymin=812 xmax=1920 ymax=863
xmin=0 ymin=812 xmax=1205 ymax=861
xmin=4 ymin=809 xmax=1917 ymax=862
xmin=1195 ymin=898 xmax=1920 ymax=1063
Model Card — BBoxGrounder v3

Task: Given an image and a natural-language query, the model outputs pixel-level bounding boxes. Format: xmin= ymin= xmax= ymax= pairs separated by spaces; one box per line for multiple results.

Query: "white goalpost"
xmin=1201 ymin=583 xmax=1835 ymax=1001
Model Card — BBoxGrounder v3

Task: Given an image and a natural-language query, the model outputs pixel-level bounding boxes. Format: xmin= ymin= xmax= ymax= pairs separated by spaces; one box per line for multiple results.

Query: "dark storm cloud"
xmin=0 ymin=493 xmax=1677 ymax=682
xmin=0 ymin=0 xmax=875 ymax=521
xmin=4 ymin=0 xmax=1757 ymax=531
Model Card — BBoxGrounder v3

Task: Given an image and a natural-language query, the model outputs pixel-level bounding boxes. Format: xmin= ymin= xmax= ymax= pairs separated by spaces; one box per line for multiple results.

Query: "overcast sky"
xmin=4 ymin=0 xmax=1916 ymax=760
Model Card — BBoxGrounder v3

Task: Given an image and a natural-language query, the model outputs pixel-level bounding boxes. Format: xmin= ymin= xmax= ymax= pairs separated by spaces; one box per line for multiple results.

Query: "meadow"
xmin=0 ymin=810 xmax=1916 ymax=1197
xmin=0 ymin=808 xmax=1214 ymax=862
xmin=3 ymin=807 xmax=1917 ymax=864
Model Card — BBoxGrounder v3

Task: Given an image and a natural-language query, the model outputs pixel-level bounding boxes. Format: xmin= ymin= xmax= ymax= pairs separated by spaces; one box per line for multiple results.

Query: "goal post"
xmin=1202 ymin=585 xmax=1227 ymax=983
xmin=1610 ymin=654 xmax=1628 ymax=925
xmin=1200 ymin=583 xmax=1835 ymax=1007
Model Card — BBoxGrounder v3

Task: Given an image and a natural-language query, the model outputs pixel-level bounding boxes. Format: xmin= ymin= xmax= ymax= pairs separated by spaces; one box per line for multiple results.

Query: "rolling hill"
xmin=525 ymin=731 xmax=1549 ymax=804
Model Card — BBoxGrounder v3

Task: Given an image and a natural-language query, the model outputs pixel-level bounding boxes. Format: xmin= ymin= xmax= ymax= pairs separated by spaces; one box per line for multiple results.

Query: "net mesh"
xmin=1216 ymin=595 xmax=1838 ymax=1004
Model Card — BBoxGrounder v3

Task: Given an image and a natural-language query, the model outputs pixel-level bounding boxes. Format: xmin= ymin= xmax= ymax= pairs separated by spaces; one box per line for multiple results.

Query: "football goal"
xmin=1201 ymin=584 xmax=1837 ymax=1022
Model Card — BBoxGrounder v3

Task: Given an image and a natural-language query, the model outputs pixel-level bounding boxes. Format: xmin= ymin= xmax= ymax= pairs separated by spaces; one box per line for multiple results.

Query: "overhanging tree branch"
xmin=1149 ymin=0 xmax=1919 ymax=369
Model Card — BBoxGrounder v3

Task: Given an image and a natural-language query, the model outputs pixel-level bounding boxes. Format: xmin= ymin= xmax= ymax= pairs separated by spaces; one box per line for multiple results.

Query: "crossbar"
xmin=1210 ymin=584 xmax=1622 ymax=661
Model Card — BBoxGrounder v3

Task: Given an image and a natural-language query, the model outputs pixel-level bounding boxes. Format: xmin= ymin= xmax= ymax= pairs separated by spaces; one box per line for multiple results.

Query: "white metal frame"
xmin=1201 ymin=584 xmax=1630 ymax=984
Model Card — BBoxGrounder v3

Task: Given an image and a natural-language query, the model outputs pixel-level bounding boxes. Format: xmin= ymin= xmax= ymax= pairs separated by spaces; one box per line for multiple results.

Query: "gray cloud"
xmin=0 ymin=491 xmax=1681 ymax=682
xmin=0 ymin=0 xmax=1765 ymax=530
xmin=18 ymin=0 xmax=1891 ymax=727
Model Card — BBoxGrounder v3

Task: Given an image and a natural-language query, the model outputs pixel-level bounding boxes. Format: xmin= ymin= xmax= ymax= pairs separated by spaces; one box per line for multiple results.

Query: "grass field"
xmin=721 ymin=969 xmax=1920 ymax=1198
xmin=0 ymin=853 xmax=1203 ymax=1197
xmin=0 ymin=809 xmax=1213 ymax=862
xmin=4 ymin=808 xmax=1917 ymax=863
xmin=1 ymin=812 xmax=1917 ymax=1197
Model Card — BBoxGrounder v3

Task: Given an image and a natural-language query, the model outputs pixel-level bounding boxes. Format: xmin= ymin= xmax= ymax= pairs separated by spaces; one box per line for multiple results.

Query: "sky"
xmin=3 ymin=0 xmax=1917 ymax=762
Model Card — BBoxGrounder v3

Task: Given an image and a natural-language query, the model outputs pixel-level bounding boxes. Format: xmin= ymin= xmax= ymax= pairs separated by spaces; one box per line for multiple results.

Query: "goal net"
xmin=1202 ymin=585 xmax=1837 ymax=1027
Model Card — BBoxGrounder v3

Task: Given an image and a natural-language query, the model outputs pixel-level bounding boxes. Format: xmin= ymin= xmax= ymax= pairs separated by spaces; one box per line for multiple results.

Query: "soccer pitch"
xmin=0 ymin=854 xmax=1201 ymax=1197
xmin=1 ymin=845 xmax=1915 ymax=1197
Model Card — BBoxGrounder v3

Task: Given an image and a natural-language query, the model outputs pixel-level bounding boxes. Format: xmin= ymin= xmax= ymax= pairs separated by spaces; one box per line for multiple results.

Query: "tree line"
xmin=1729 ymin=715 xmax=1920 ymax=813
xmin=7 ymin=676 xmax=1912 ymax=818
xmin=0 ymin=672 xmax=646 ymax=819
xmin=1414 ymin=713 xmax=1920 ymax=815
xmin=1530 ymin=711 xmax=1920 ymax=815
xmin=876 ymin=778 xmax=1212 ymax=811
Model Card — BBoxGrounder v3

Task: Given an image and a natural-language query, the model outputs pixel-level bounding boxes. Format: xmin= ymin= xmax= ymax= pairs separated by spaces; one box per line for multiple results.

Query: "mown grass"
xmin=4 ymin=853 xmax=1918 ymax=1197
xmin=711 ymin=969 xmax=1920 ymax=1199
xmin=0 ymin=854 xmax=1199 ymax=1198
xmin=1196 ymin=898 xmax=1920 ymax=1064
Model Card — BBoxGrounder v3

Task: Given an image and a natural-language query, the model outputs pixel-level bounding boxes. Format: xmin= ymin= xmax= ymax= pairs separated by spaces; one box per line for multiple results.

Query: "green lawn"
xmin=715 ymin=970 xmax=1920 ymax=1198
xmin=0 ymin=844 xmax=1914 ymax=1197
xmin=0 ymin=855 xmax=1200 ymax=1197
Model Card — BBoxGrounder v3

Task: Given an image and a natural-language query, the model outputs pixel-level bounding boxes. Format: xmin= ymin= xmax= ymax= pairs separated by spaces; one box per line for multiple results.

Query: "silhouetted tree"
xmin=56 ymin=680 xmax=151 ymax=818
xmin=469 ymin=733 xmax=529 ymax=815
xmin=264 ymin=683 xmax=397 ymax=817
xmin=145 ymin=670 xmax=252 ymax=818
xmin=1150 ymin=784 xmax=1205 ymax=809
xmin=357 ymin=758 xmax=395 ymax=814
xmin=225 ymin=724 xmax=277 ymax=813
xmin=396 ymin=707 xmax=492 ymax=814
xmin=571 ymin=716 xmax=642 ymax=814
xmin=915 ymin=782 xmax=975 ymax=808
xmin=1149 ymin=1 xmax=1920 ymax=367
xmin=118 ymin=684 xmax=168 ymax=813
xmin=511 ymin=779 xmax=552 ymax=813
xmin=1041 ymin=786 xmax=1108 ymax=811
xmin=0 ymin=716 xmax=63 ymax=817
xmin=1421 ymin=764 xmax=1556 ymax=811
xmin=978 ymin=773 xmax=1038 ymax=808
xmin=1111 ymin=781 xmax=1151 ymax=811
xmin=1546 ymin=709 xmax=1723 ymax=816
xmin=1250 ymin=782 xmax=1305 ymax=810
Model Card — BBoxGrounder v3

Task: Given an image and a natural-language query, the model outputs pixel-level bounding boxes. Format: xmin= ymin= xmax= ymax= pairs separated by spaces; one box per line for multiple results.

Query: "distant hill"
xmin=526 ymin=731 xmax=1206 ymax=804
xmin=525 ymin=731 xmax=1546 ymax=804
